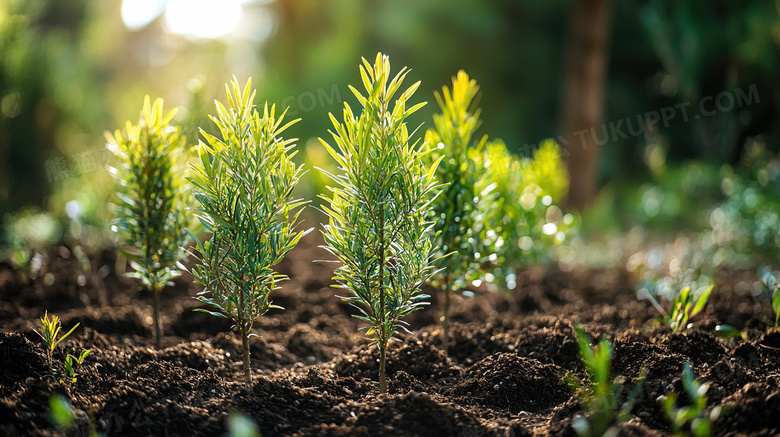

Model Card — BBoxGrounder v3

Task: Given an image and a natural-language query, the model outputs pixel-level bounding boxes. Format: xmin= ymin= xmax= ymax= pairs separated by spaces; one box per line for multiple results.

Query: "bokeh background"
xmin=2 ymin=0 xmax=780 ymax=273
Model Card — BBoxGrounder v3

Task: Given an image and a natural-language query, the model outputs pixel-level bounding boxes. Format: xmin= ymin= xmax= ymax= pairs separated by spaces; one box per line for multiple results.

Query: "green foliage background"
xmin=1 ymin=0 xmax=780 ymax=244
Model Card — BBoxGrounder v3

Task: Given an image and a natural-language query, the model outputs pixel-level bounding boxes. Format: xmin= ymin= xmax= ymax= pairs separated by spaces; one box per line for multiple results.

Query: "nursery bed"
xmin=1 ymin=233 xmax=779 ymax=436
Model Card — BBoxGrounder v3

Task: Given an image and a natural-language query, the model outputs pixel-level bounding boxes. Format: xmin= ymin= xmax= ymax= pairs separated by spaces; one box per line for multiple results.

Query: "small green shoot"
xmin=36 ymin=311 xmax=91 ymax=384
xmin=639 ymin=285 xmax=713 ymax=332
xmin=63 ymin=349 xmax=92 ymax=384
xmin=188 ymin=78 xmax=309 ymax=384
xmin=319 ymin=53 xmax=443 ymax=394
xmin=568 ymin=326 xmax=646 ymax=437
xmin=660 ymin=362 xmax=721 ymax=437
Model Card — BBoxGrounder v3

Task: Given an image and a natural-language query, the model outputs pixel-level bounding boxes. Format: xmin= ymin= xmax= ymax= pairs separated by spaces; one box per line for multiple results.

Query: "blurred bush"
xmin=0 ymin=0 xmax=779 ymax=264
xmin=2 ymin=206 xmax=60 ymax=279
xmin=477 ymin=139 xmax=578 ymax=291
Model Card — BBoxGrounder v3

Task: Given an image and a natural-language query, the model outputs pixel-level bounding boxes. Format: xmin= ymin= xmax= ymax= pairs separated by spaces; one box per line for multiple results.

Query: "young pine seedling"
xmin=106 ymin=96 xmax=192 ymax=349
xmin=661 ymin=362 xmax=721 ymax=437
xmin=423 ymin=71 xmax=494 ymax=350
xmin=188 ymin=78 xmax=309 ymax=384
xmin=639 ymin=285 xmax=713 ymax=332
xmin=567 ymin=326 xmax=645 ymax=437
xmin=319 ymin=53 xmax=444 ymax=394
xmin=36 ymin=311 xmax=91 ymax=384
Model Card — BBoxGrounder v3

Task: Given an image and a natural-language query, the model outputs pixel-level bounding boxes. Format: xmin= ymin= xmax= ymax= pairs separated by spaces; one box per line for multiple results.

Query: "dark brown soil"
xmin=1 ymin=233 xmax=779 ymax=436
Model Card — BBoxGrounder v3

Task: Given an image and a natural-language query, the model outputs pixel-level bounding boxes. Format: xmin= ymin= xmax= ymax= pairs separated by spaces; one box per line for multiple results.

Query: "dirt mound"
xmin=332 ymin=335 xmax=460 ymax=383
xmin=452 ymin=353 xmax=571 ymax=413
xmin=298 ymin=392 xmax=491 ymax=437
xmin=714 ymin=383 xmax=780 ymax=435
xmin=3 ymin=234 xmax=780 ymax=436
xmin=612 ymin=338 xmax=685 ymax=380
xmin=513 ymin=327 xmax=582 ymax=370
xmin=657 ymin=331 xmax=727 ymax=365
xmin=233 ymin=376 xmax=338 ymax=436
xmin=98 ymin=361 xmax=226 ymax=436
xmin=447 ymin=321 xmax=517 ymax=363
xmin=0 ymin=333 xmax=48 ymax=391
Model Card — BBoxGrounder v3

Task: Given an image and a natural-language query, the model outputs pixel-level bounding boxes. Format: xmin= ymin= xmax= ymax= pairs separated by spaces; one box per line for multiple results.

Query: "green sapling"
xmin=188 ymin=78 xmax=309 ymax=383
xmin=106 ymin=96 xmax=192 ymax=348
xmin=423 ymin=70 xmax=493 ymax=350
xmin=319 ymin=53 xmax=444 ymax=394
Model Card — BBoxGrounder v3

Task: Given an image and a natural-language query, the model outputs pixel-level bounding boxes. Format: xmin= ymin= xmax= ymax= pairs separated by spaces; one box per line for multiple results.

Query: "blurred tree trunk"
xmin=560 ymin=0 xmax=612 ymax=209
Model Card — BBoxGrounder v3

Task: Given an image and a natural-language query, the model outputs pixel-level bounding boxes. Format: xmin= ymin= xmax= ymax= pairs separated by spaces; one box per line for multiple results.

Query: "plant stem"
xmin=241 ymin=324 xmax=251 ymax=384
xmin=379 ymin=342 xmax=387 ymax=394
xmin=378 ymin=200 xmax=387 ymax=394
xmin=47 ymin=350 xmax=55 ymax=380
xmin=152 ymin=287 xmax=162 ymax=349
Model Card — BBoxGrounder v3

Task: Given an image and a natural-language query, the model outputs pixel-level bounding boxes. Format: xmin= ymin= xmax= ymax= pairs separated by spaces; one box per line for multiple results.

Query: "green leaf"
xmin=193 ymin=308 xmax=228 ymax=319
xmin=56 ymin=322 xmax=80 ymax=347
xmin=690 ymin=285 xmax=713 ymax=318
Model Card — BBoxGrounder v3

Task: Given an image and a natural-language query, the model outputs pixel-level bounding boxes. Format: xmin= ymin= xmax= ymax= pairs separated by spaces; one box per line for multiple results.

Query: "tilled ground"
xmin=1 ymin=234 xmax=779 ymax=436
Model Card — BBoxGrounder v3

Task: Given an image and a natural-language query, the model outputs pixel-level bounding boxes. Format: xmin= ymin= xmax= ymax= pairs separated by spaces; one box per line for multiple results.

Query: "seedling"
xmin=319 ymin=53 xmax=443 ymax=394
xmin=660 ymin=362 xmax=721 ymax=437
xmin=760 ymin=270 xmax=780 ymax=328
xmin=423 ymin=70 xmax=493 ymax=350
xmin=639 ymin=285 xmax=713 ymax=332
xmin=106 ymin=96 xmax=192 ymax=348
xmin=188 ymin=78 xmax=308 ymax=384
xmin=63 ymin=350 xmax=92 ymax=384
xmin=567 ymin=326 xmax=645 ymax=437
xmin=36 ymin=311 xmax=91 ymax=384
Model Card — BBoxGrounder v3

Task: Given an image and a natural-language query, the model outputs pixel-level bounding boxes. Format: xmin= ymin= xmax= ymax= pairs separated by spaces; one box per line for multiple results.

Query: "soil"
xmin=1 ymin=233 xmax=779 ymax=436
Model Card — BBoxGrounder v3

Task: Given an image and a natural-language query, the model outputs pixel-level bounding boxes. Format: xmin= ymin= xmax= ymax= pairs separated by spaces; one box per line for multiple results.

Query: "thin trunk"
xmin=242 ymin=324 xmax=252 ymax=384
xmin=47 ymin=351 xmax=54 ymax=379
xmin=379 ymin=343 xmax=387 ymax=394
xmin=152 ymin=287 xmax=162 ymax=349
xmin=378 ymin=202 xmax=387 ymax=394
xmin=561 ymin=0 xmax=612 ymax=209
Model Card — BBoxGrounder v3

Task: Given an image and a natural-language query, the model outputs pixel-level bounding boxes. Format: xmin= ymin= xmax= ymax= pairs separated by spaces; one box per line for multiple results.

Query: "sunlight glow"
xmin=164 ymin=0 xmax=244 ymax=40
xmin=122 ymin=0 xmax=274 ymax=42
xmin=121 ymin=0 xmax=166 ymax=30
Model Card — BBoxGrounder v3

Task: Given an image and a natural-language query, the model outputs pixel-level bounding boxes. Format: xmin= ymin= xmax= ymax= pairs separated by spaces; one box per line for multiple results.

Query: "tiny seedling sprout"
xmin=36 ymin=311 xmax=91 ymax=384
xmin=639 ymin=285 xmax=713 ymax=332
xmin=661 ymin=362 xmax=722 ymax=437
xmin=568 ymin=326 xmax=646 ymax=437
